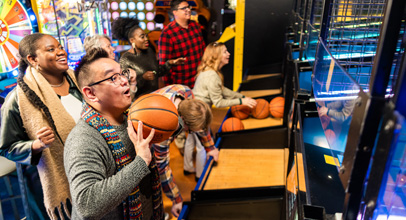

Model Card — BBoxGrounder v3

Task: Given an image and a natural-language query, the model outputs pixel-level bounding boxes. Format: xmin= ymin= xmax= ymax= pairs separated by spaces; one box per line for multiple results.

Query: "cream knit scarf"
xmin=17 ymin=66 xmax=77 ymax=219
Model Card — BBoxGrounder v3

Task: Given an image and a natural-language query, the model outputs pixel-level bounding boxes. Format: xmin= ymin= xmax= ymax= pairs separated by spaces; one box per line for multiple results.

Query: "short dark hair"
xmin=170 ymin=0 xmax=186 ymax=11
xmin=75 ymin=48 xmax=109 ymax=89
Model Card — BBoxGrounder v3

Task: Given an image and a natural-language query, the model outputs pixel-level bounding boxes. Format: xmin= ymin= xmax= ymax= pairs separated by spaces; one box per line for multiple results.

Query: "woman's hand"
xmin=32 ymin=127 xmax=55 ymax=154
xmin=142 ymin=71 xmax=155 ymax=81
xmin=127 ymin=121 xmax=155 ymax=166
xmin=242 ymin=97 xmax=257 ymax=108
xmin=169 ymin=57 xmax=186 ymax=65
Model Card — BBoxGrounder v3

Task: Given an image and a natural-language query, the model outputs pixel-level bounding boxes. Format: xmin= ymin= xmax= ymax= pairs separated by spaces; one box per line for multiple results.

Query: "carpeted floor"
xmin=0 ymin=172 xmax=25 ymax=220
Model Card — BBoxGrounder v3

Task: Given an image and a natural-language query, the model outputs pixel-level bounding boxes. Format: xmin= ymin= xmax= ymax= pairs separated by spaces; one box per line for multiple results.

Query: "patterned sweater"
xmin=64 ymin=119 xmax=157 ymax=219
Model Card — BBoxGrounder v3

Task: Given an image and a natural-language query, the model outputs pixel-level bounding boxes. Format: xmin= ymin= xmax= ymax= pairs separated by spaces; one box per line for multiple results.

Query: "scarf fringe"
xmin=63 ymin=199 xmax=72 ymax=219
xmin=45 ymin=199 xmax=71 ymax=220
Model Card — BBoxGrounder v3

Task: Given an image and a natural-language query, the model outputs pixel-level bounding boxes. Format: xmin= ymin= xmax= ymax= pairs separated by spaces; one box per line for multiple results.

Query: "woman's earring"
xmin=35 ymin=63 xmax=39 ymax=71
xmin=132 ymin=43 xmax=136 ymax=49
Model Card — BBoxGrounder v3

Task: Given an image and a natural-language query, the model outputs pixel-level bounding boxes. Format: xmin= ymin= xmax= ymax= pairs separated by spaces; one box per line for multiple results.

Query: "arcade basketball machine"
xmin=284 ymin=0 xmax=406 ymax=219
xmin=0 ymin=0 xmax=37 ymax=105
xmin=31 ymin=0 xmax=111 ymax=69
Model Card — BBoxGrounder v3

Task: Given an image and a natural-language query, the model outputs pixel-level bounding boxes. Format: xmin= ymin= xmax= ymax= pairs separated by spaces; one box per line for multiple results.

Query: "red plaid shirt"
xmin=158 ymin=20 xmax=206 ymax=89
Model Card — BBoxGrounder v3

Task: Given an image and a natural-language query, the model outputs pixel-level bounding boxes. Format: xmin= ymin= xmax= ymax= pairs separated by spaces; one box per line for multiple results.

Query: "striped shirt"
xmin=152 ymin=85 xmax=215 ymax=204
xmin=158 ymin=21 xmax=206 ymax=89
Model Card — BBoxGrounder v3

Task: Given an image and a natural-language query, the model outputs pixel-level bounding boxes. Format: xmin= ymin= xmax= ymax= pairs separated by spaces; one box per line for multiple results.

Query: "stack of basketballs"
xmin=221 ymin=97 xmax=285 ymax=132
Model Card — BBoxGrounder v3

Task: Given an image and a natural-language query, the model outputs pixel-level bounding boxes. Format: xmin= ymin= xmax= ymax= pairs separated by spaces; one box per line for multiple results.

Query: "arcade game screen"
xmin=34 ymin=0 xmax=110 ymax=69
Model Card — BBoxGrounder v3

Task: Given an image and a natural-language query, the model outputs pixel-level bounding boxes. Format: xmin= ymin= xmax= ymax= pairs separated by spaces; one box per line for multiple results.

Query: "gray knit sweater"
xmin=64 ymin=119 xmax=153 ymax=220
xmin=193 ymin=69 xmax=244 ymax=108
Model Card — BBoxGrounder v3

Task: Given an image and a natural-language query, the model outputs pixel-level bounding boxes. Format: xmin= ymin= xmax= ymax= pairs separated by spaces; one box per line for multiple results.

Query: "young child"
xmin=152 ymin=84 xmax=219 ymax=217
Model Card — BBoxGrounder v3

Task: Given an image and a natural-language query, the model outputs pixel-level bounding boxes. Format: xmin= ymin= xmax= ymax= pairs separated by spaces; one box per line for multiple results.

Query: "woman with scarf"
xmin=0 ymin=33 xmax=82 ymax=219
xmin=112 ymin=17 xmax=185 ymax=100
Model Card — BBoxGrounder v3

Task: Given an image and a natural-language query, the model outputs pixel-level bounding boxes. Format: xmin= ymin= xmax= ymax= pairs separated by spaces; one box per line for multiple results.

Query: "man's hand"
xmin=171 ymin=202 xmax=183 ymax=218
xmin=33 ymin=127 xmax=55 ymax=155
xmin=127 ymin=121 xmax=155 ymax=166
xmin=207 ymin=148 xmax=219 ymax=162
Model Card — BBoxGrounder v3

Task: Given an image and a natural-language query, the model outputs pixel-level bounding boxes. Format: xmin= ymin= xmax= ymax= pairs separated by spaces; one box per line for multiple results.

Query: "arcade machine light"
xmin=0 ymin=0 xmax=36 ymax=105
xmin=323 ymin=0 xmax=391 ymax=92
xmin=33 ymin=0 xmax=110 ymax=70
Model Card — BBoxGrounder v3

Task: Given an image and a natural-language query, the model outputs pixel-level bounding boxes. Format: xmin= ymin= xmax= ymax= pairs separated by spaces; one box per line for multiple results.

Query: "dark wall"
xmin=244 ymin=0 xmax=294 ymax=71
xmin=204 ymin=0 xmax=294 ymax=89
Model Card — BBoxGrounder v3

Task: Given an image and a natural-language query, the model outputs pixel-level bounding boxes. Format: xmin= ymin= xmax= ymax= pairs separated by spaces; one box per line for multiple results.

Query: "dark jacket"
xmin=119 ymin=47 xmax=171 ymax=98
xmin=0 ymin=74 xmax=82 ymax=165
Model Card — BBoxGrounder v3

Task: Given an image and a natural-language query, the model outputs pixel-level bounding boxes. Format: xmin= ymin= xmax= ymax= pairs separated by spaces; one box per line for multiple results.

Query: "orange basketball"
xmin=231 ymin=104 xmax=251 ymax=119
xmin=252 ymin=99 xmax=269 ymax=119
xmin=269 ymin=97 xmax=284 ymax=118
xmin=222 ymin=117 xmax=244 ymax=132
xmin=129 ymin=94 xmax=179 ymax=143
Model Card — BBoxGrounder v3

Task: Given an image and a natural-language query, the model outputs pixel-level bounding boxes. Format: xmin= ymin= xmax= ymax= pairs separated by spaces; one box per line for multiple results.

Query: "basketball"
xmin=231 ymin=104 xmax=251 ymax=119
xmin=269 ymin=97 xmax=284 ymax=118
xmin=252 ymin=99 xmax=269 ymax=119
xmin=222 ymin=117 xmax=244 ymax=132
xmin=129 ymin=94 xmax=179 ymax=143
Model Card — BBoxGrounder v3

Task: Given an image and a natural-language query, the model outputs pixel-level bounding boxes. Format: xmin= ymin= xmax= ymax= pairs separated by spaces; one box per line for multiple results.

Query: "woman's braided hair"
xmin=17 ymin=33 xmax=62 ymax=142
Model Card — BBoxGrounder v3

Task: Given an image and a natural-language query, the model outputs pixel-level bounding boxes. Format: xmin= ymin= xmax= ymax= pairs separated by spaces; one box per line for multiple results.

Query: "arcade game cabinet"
xmin=32 ymin=0 xmax=110 ymax=69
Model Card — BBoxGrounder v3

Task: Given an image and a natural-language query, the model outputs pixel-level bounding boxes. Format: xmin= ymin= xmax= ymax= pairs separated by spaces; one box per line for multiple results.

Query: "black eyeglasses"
xmin=88 ymin=69 xmax=130 ymax=87
xmin=176 ymin=5 xmax=192 ymax=11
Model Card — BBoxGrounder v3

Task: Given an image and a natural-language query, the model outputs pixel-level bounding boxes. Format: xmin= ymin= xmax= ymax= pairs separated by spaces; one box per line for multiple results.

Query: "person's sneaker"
xmin=183 ymin=170 xmax=195 ymax=175
xmin=164 ymin=212 xmax=169 ymax=220
xmin=174 ymin=136 xmax=186 ymax=149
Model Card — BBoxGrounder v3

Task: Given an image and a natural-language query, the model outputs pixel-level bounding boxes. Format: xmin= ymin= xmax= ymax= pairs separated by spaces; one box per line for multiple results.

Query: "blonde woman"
xmin=193 ymin=42 xmax=256 ymax=108
xmin=185 ymin=42 xmax=256 ymax=180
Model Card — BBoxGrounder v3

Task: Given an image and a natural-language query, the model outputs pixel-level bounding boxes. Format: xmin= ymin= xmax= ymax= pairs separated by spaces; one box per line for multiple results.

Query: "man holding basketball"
xmin=64 ymin=48 xmax=164 ymax=219
xmin=152 ymin=84 xmax=219 ymax=217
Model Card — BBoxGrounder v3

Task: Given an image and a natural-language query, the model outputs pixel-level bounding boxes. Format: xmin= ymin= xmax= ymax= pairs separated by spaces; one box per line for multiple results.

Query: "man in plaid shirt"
xmin=152 ymin=84 xmax=219 ymax=217
xmin=158 ymin=0 xmax=206 ymax=89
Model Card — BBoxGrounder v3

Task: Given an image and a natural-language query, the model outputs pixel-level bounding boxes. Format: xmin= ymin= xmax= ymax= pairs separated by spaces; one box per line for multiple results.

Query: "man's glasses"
xmin=176 ymin=5 xmax=192 ymax=11
xmin=88 ymin=69 xmax=130 ymax=87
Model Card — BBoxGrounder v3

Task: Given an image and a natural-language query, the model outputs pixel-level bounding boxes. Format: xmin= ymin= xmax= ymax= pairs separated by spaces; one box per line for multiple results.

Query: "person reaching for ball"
xmin=193 ymin=42 xmax=257 ymax=109
xmin=64 ymin=48 xmax=164 ymax=219
xmin=185 ymin=42 xmax=256 ymax=184
xmin=152 ymin=84 xmax=219 ymax=217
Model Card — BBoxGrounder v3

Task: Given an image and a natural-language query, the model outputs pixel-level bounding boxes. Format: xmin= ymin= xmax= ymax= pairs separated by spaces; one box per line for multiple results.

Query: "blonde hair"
xmin=178 ymin=99 xmax=212 ymax=131
xmin=196 ymin=42 xmax=225 ymax=85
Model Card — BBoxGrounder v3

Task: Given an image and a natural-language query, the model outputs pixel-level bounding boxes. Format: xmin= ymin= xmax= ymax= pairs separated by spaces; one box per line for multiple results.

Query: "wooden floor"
xmin=204 ymin=149 xmax=285 ymax=190
xmin=163 ymin=74 xmax=285 ymax=219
